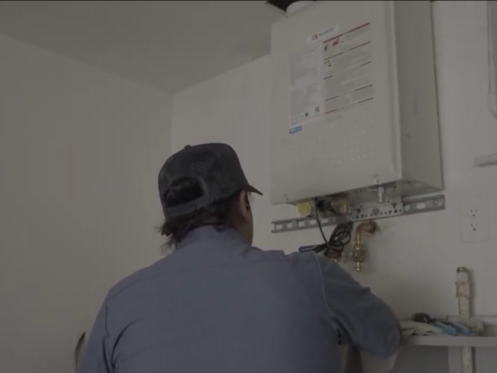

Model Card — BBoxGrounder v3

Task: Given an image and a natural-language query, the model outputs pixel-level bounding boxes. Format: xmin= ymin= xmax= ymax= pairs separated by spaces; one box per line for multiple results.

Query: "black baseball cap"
xmin=158 ymin=143 xmax=262 ymax=218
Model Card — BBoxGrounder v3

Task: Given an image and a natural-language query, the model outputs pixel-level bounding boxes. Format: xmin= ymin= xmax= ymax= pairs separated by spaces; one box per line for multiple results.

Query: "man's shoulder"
xmin=104 ymin=249 xmax=318 ymax=301
xmin=105 ymin=258 xmax=166 ymax=301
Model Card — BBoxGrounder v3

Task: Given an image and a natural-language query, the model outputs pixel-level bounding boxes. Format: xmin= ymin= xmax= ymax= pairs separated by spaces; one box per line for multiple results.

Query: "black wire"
xmin=314 ymin=199 xmax=353 ymax=257
xmin=325 ymin=222 xmax=353 ymax=256
xmin=315 ymin=208 xmax=331 ymax=253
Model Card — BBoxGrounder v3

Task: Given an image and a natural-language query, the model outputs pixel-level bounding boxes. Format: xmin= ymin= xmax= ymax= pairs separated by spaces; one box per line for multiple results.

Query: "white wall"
xmin=0 ymin=34 xmax=170 ymax=372
xmin=171 ymin=1 xmax=497 ymax=319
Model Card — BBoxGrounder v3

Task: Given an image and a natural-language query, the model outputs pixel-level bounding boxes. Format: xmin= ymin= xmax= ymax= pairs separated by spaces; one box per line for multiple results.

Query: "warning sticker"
xmin=288 ymin=22 xmax=373 ymax=134
xmin=322 ymin=23 xmax=373 ymax=119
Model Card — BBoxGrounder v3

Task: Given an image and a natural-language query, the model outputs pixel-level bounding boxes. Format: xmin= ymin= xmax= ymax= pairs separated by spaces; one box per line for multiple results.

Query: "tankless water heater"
xmin=270 ymin=1 xmax=443 ymax=205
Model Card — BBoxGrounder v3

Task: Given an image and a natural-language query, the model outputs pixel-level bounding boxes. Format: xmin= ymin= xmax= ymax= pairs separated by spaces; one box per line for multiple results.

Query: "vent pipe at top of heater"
xmin=286 ymin=1 xmax=314 ymax=16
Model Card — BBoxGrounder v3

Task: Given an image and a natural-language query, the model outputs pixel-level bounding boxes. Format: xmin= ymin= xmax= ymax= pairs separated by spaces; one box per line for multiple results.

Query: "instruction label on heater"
xmin=288 ymin=22 xmax=373 ymax=133
xmin=289 ymin=44 xmax=324 ymax=134
xmin=323 ymin=23 xmax=373 ymax=121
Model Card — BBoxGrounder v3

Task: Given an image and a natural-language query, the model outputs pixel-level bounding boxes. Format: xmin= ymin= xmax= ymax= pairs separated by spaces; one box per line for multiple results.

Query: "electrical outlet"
xmin=460 ymin=195 xmax=490 ymax=243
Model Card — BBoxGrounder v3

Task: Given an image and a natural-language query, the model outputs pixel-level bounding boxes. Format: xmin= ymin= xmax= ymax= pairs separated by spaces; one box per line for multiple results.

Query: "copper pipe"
xmin=352 ymin=220 xmax=378 ymax=272
xmin=354 ymin=220 xmax=377 ymax=245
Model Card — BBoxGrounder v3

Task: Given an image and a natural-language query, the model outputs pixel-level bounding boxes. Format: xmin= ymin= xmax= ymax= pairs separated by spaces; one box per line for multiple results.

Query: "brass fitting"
xmin=351 ymin=221 xmax=377 ymax=272
xmin=327 ymin=249 xmax=343 ymax=263
xmin=339 ymin=199 xmax=351 ymax=215
xmin=351 ymin=244 xmax=365 ymax=271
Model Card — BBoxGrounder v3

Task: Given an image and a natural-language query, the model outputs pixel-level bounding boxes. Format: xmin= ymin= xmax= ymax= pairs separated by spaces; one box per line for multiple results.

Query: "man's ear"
xmin=244 ymin=191 xmax=251 ymax=211
xmin=237 ymin=189 xmax=251 ymax=215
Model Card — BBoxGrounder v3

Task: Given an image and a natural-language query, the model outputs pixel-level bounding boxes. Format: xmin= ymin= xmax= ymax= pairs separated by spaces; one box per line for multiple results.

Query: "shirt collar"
xmin=176 ymin=225 xmax=247 ymax=249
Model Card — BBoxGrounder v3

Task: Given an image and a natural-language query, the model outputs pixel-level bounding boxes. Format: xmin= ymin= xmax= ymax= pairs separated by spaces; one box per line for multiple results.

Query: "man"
xmin=78 ymin=143 xmax=401 ymax=373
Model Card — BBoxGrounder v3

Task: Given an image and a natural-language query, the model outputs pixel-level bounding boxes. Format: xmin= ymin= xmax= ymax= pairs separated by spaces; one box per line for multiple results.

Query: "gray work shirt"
xmin=78 ymin=225 xmax=400 ymax=373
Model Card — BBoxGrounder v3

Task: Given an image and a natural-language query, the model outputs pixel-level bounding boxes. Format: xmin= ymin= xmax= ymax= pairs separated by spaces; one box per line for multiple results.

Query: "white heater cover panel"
xmin=270 ymin=1 xmax=401 ymax=204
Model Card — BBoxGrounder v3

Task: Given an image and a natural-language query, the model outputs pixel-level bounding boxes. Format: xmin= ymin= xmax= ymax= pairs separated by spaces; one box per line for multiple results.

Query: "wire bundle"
xmin=314 ymin=199 xmax=353 ymax=257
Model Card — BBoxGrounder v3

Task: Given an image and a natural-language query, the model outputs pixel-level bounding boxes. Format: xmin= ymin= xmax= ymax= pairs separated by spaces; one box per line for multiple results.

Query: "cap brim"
xmin=247 ymin=185 xmax=263 ymax=196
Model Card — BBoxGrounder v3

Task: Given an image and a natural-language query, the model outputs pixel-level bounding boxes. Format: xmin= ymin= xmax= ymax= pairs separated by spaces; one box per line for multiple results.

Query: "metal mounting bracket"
xmin=271 ymin=193 xmax=445 ymax=233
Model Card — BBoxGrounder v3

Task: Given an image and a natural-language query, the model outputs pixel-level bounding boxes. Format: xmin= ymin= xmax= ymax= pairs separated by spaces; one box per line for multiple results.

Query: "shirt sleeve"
xmin=77 ymin=302 xmax=113 ymax=373
xmin=293 ymin=252 xmax=401 ymax=358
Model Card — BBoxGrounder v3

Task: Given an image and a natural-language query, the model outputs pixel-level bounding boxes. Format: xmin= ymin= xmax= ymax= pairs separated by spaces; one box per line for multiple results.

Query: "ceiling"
xmin=0 ymin=1 xmax=283 ymax=94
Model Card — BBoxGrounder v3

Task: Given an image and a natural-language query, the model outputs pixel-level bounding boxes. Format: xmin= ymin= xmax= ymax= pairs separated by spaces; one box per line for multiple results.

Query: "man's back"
xmin=78 ymin=226 xmax=400 ymax=373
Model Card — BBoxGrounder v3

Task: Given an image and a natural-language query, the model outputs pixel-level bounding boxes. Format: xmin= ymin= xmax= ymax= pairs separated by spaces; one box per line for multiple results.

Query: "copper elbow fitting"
xmin=354 ymin=220 xmax=377 ymax=245
xmin=352 ymin=220 xmax=377 ymax=272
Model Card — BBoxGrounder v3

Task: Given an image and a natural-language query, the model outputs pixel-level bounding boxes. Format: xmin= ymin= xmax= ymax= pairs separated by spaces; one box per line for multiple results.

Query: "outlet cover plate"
xmin=460 ymin=194 xmax=490 ymax=243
